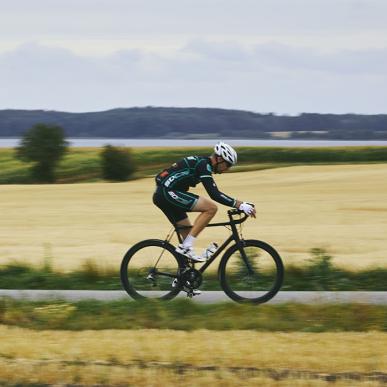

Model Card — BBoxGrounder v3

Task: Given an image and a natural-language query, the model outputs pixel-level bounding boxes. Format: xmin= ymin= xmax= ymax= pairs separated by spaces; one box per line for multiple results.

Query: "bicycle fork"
xmin=237 ymin=242 xmax=255 ymax=275
xmin=230 ymin=221 xmax=255 ymax=275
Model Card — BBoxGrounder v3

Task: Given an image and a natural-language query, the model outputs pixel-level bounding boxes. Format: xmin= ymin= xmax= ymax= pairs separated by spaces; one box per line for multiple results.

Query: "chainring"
xmin=179 ymin=267 xmax=202 ymax=289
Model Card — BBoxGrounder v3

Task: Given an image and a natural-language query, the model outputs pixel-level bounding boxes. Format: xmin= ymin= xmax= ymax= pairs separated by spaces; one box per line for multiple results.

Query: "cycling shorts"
xmin=153 ymin=186 xmax=199 ymax=224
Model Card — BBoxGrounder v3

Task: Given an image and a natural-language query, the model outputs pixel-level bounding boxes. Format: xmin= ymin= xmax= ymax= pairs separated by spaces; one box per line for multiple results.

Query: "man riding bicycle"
xmin=153 ymin=142 xmax=256 ymax=262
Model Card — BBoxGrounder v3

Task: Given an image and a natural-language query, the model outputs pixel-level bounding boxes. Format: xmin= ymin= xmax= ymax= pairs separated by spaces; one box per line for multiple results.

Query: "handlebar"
xmin=227 ymin=208 xmax=249 ymax=225
xmin=228 ymin=208 xmax=244 ymax=216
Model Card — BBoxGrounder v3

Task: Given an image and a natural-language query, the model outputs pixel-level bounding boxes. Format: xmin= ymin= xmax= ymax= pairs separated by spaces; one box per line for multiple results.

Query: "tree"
xmin=100 ymin=145 xmax=136 ymax=181
xmin=16 ymin=123 xmax=68 ymax=183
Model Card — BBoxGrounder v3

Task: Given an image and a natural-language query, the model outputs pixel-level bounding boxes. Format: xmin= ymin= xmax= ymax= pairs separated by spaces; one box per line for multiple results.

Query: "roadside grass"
xmin=0 ymin=259 xmax=120 ymax=290
xmin=1 ymin=146 xmax=387 ymax=183
xmin=1 ymin=298 xmax=387 ymax=331
xmin=283 ymin=248 xmax=387 ymax=291
xmin=1 ymin=249 xmax=386 ymax=291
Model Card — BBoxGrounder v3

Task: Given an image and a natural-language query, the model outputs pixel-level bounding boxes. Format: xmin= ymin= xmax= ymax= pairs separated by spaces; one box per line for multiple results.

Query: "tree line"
xmin=1 ymin=107 xmax=387 ymax=139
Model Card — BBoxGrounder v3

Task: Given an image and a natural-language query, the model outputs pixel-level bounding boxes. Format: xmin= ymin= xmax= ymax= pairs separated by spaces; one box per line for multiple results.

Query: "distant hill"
xmin=1 ymin=107 xmax=387 ymax=139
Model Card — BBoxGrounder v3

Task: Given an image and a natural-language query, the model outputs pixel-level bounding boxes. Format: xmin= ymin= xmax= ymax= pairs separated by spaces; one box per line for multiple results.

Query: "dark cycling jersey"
xmin=155 ymin=156 xmax=236 ymax=207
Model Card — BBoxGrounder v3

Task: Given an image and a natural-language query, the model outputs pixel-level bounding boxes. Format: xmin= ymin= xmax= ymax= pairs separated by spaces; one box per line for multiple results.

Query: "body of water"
xmin=1 ymin=138 xmax=387 ymax=148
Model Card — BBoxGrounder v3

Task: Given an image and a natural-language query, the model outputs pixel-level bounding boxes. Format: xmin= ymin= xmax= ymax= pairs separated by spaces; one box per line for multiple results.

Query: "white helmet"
xmin=214 ymin=141 xmax=237 ymax=165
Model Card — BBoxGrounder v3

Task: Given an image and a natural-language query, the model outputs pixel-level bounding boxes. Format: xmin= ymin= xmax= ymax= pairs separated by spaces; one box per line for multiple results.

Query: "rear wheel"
xmin=120 ymin=239 xmax=185 ymax=300
xmin=219 ymin=239 xmax=284 ymax=304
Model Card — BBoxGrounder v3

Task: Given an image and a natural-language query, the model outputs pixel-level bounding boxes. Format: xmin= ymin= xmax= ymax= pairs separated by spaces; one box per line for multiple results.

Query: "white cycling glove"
xmin=238 ymin=202 xmax=255 ymax=216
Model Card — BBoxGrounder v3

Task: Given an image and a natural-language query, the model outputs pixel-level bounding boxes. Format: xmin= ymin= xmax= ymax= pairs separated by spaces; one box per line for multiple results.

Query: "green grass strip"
xmin=1 ymin=298 xmax=387 ymax=331
xmin=1 ymin=146 xmax=387 ymax=183
xmin=1 ymin=256 xmax=387 ymax=291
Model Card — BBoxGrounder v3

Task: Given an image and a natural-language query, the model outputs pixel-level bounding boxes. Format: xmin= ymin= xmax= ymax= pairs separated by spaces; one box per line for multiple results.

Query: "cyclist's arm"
xmin=200 ymin=175 xmax=237 ymax=207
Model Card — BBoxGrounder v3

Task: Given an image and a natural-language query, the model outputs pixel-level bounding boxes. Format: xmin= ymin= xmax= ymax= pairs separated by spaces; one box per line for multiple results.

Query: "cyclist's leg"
xmin=153 ymin=187 xmax=193 ymax=238
xmin=189 ymin=196 xmax=218 ymax=237
xmin=175 ymin=217 xmax=192 ymax=240
xmin=153 ymin=187 xmax=216 ymax=246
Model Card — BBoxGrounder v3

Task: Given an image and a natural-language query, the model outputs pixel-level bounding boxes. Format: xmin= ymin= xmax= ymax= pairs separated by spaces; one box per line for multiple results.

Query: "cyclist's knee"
xmin=192 ymin=197 xmax=217 ymax=215
xmin=206 ymin=202 xmax=218 ymax=216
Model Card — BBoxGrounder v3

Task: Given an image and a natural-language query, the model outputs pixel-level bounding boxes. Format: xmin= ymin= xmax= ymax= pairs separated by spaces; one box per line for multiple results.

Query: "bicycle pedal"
xmin=183 ymin=287 xmax=201 ymax=297
xmin=171 ymin=278 xmax=179 ymax=288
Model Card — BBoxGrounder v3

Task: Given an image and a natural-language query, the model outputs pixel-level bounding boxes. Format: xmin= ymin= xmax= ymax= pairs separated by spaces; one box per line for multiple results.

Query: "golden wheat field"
xmin=0 ymin=326 xmax=386 ymax=386
xmin=0 ymin=164 xmax=386 ymax=271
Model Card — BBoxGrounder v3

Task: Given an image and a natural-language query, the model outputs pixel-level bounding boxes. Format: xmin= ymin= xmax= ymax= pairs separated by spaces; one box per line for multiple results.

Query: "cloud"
xmin=0 ymin=40 xmax=386 ymax=113
xmin=1 ymin=0 xmax=387 ymax=41
xmin=1 ymin=0 xmax=386 ymax=113
xmin=253 ymin=43 xmax=387 ymax=75
xmin=0 ymin=43 xmax=109 ymax=84
xmin=182 ymin=39 xmax=251 ymax=61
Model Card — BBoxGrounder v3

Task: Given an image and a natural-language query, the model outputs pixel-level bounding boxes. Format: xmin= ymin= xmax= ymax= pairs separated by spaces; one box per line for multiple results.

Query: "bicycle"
xmin=120 ymin=209 xmax=284 ymax=304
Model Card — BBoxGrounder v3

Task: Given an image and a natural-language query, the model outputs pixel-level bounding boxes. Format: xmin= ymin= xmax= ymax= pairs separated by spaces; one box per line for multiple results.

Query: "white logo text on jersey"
xmin=164 ymin=170 xmax=190 ymax=187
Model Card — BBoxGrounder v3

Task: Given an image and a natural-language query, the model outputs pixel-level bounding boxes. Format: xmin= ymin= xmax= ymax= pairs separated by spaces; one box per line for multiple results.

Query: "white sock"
xmin=182 ymin=234 xmax=196 ymax=248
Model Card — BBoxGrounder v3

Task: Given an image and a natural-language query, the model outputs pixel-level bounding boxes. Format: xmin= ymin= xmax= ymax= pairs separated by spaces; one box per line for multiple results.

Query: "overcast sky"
xmin=1 ymin=0 xmax=386 ymax=114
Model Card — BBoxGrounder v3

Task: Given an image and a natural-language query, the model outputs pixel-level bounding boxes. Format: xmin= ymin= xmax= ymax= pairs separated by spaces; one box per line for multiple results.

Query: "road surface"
xmin=1 ymin=290 xmax=387 ymax=304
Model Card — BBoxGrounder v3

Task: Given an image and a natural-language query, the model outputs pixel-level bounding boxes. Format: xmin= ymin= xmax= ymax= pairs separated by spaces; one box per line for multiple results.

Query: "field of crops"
xmin=0 ymin=325 xmax=386 ymax=385
xmin=0 ymin=164 xmax=386 ymax=271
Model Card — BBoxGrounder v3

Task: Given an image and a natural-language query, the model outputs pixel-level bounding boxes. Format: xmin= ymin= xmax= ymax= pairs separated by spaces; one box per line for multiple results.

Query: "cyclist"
xmin=153 ymin=142 xmax=256 ymax=262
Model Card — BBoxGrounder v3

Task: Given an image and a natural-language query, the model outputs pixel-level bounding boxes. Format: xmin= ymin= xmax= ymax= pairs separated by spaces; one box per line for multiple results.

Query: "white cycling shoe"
xmin=176 ymin=243 xmax=218 ymax=263
xmin=175 ymin=244 xmax=206 ymax=262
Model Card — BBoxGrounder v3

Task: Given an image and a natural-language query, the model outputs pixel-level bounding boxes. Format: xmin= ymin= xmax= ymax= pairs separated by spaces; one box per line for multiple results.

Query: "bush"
xmin=100 ymin=145 xmax=136 ymax=181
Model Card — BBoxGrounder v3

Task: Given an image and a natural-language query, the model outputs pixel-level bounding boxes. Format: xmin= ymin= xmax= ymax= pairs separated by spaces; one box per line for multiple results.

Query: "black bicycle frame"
xmin=173 ymin=209 xmax=253 ymax=274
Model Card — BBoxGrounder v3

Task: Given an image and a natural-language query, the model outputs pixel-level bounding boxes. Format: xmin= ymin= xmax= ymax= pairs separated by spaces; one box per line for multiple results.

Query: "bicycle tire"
xmin=120 ymin=239 xmax=185 ymax=300
xmin=219 ymin=239 xmax=284 ymax=304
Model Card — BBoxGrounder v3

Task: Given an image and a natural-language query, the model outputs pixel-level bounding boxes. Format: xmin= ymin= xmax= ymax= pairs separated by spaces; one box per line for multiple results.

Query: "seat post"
xmin=176 ymin=227 xmax=184 ymax=244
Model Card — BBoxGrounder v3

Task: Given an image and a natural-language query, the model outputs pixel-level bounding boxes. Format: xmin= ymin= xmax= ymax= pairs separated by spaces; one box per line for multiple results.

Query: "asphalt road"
xmin=1 ymin=290 xmax=387 ymax=304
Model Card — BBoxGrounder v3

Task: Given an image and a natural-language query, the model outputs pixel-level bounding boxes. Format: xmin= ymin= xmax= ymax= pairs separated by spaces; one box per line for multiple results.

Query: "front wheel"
xmin=120 ymin=239 xmax=185 ymax=300
xmin=219 ymin=239 xmax=284 ymax=304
